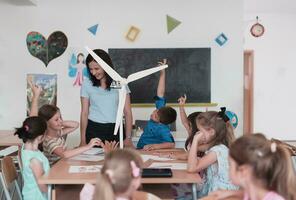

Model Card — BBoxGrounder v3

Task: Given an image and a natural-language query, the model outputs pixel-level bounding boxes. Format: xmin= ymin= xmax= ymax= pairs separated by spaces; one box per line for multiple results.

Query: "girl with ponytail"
xmin=94 ymin=149 xmax=142 ymax=200
xmin=14 ymin=116 xmax=49 ymax=200
xmin=210 ymin=133 xmax=296 ymax=200
xmin=230 ymin=133 xmax=295 ymax=200
xmin=80 ymin=149 xmax=161 ymax=200
xmin=186 ymin=110 xmax=238 ymax=198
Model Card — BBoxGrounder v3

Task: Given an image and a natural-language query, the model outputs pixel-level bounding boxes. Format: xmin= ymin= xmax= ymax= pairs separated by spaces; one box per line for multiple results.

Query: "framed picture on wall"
xmin=26 ymin=74 xmax=57 ymax=116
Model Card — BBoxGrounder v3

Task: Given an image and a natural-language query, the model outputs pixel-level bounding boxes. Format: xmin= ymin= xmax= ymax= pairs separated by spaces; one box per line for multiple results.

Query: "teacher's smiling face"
xmin=89 ymin=60 xmax=106 ymax=80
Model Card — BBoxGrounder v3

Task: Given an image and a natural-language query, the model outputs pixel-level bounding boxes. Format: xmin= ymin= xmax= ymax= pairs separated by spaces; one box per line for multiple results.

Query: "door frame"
xmin=243 ymin=50 xmax=254 ymax=134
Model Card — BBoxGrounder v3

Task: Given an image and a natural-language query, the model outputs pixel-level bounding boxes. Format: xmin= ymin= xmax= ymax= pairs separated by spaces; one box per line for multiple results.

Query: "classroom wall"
xmin=0 ymin=0 xmax=243 ymax=147
xmin=244 ymin=13 xmax=296 ymax=140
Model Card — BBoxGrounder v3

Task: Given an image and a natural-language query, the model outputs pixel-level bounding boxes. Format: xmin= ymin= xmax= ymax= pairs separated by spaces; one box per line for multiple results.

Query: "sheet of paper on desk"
xmin=69 ymin=165 xmax=102 ymax=173
xmin=70 ymin=154 xmax=104 ymax=162
xmin=83 ymin=148 xmax=104 ymax=155
xmin=149 ymin=162 xmax=187 ymax=170
xmin=141 ymin=154 xmax=174 ymax=162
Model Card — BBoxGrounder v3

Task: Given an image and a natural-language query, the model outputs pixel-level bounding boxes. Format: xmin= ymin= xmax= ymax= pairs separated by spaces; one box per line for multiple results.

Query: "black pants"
xmin=86 ymin=119 xmax=126 ymax=144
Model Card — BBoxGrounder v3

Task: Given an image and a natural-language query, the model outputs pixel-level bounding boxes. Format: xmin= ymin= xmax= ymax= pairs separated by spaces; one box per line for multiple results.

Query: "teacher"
xmin=80 ymin=49 xmax=133 ymax=147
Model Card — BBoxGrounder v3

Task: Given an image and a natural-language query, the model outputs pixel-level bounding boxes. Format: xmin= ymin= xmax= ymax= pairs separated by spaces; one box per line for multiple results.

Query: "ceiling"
xmin=1 ymin=0 xmax=296 ymax=14
xmin=0 ymin=0 xmax=36 ymax=6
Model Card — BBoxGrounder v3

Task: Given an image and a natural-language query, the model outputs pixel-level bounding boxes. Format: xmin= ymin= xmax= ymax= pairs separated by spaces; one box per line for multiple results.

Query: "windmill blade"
xmin=113 ymin=86 xmax=127 ymax=136
xmin=85 ymin=46 xmax=123 ymax=81
xmin=127 ymin=64 xmax=168 ymax=83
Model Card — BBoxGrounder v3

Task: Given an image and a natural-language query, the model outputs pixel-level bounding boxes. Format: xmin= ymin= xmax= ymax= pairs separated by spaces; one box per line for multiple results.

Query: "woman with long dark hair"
xmin=80 ymin=49 xmax=133 ymax=147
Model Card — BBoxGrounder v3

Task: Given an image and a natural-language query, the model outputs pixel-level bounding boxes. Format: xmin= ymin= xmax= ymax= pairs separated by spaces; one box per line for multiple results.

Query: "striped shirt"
xmin=43 ymin=134 xmax=66 ymax=163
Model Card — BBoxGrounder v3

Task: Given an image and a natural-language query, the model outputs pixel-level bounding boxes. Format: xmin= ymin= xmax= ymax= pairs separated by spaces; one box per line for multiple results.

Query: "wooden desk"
xmin=0 ymin=130 xmax=22 ymax=146
xmin=39 ymin=152 xmax=202 ymax=200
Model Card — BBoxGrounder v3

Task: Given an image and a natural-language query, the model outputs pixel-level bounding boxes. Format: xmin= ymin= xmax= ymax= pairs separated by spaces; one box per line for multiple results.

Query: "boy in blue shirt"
xmin=137 ymin=62 xmax=177 ymax=150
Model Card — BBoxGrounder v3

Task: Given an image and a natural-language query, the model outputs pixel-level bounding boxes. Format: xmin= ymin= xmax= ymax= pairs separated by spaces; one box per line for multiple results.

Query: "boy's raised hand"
xmin=157 ymin=59 xmax=167 ymax=97
xmin=157 ymin=58 xmax=167 ymax=66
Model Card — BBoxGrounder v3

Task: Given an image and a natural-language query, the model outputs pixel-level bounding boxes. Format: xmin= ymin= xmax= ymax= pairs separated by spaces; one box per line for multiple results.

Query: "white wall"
xmin=0 ymin=0 xmax=243 ymax=147
xmin=244 ymin=13 xmax=296 ymax=140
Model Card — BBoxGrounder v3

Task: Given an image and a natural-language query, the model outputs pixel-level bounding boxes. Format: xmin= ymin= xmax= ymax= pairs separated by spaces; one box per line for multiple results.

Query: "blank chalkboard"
xmin=108 ymin=48 xmax=211 ymax=104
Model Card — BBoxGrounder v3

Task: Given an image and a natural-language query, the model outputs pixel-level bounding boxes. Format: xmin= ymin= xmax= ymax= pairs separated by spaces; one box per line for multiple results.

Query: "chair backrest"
xmin=0 ymin=156 xmax=22 ymax=200
xmin=1 ymin=156 xmax=18 ymax=188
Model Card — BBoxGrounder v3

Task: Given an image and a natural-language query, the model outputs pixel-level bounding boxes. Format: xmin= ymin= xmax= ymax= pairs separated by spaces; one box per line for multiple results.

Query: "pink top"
xmin=80 ymin=183 xmax=95 ymax=200
xmin=80 ymin=183 xmax=131 ymax=200
xmin=244 ymin=191 xmax=285 ymax=200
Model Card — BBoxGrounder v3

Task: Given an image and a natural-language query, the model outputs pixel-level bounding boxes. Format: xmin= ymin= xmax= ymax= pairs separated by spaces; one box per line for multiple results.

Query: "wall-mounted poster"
xmin=68 ymin=52 xmax=89 ymax=87
xmin=27 ymin=74 xmax=57 ymax=116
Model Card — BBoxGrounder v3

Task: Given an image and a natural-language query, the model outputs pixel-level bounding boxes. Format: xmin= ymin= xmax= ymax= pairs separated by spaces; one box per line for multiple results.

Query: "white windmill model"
xmin=85 ymin=47 xmax=168 ymax=148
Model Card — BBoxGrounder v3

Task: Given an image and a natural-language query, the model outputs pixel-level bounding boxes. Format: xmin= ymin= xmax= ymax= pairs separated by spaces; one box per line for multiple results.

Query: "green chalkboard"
xmin=108 ymin=48 xmax=211 ymax=104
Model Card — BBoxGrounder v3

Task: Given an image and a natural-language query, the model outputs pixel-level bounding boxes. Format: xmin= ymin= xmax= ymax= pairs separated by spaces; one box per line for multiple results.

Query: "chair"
xmin=0 ymin=156 xmax=22 ymax=200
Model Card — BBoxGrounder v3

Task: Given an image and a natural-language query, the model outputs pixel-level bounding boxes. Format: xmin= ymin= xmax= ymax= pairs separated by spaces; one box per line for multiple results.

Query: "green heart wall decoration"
xmin=26 ymin=31 xmax=68 ymax=66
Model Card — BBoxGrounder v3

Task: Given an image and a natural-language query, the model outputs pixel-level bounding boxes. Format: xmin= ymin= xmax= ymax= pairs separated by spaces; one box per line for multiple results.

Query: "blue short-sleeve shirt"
xmin=81 ymin=78 xmax=130 ymax=123
xmin=154 ymin=96 xmax=166 ymax=109
xmin=137 ymin=96 xmax=175 ymax=149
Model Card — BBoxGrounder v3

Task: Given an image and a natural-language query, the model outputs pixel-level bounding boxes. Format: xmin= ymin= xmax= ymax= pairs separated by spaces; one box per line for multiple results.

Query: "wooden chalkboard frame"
xmin=131 ymin=103 xmax=218 ymax=107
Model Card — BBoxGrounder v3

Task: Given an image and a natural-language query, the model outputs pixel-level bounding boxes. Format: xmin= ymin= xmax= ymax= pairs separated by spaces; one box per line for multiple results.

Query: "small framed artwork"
xmin=125 ymin=26 xmax=140 ymax=42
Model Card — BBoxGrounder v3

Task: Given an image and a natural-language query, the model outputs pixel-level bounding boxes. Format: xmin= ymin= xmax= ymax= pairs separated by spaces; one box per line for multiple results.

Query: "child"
xmin=187 ymin=110 xmax=238 ymax=198
xmin=29 ymin=83 xmax=101 ymax=161
xmin=179 ymin=95 xmax=238 ymax=150
xmin=94 ymin=149 xmax=143 ymax=200
xmin=158 ymin=95 xmax=201 ymax=161
xmin=212 ymin=133 xmax=296 ymax=200
xmin=137 ymin=60 xmax=177 ymax=150
xmin=184 ymin=106 xmax=238 ymax=153
xmin=80 ymin=149 xmax=160 ymax=200
xmin=14 ymin=116 xmax=49 ymax=200
xmin=178 ymin=94 xmax=202 ymax=151
xmin=178 ymin=94 xmax=200 ymax=137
